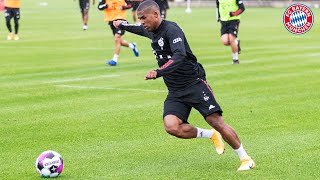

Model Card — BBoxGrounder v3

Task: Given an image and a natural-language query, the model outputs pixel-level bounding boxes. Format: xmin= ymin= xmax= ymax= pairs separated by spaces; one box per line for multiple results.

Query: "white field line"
xmin=56 ymin=84 xmax=167 ymax=93
xmin=0 ymin=74 xmax=121 ymax=87
xmin=47 ymin=74 xmax=119 ymax=83
xmin=202 ymin=51 xmax=320 ymax=65
xmin=204 ymin=60 xmax=256 ymax=67
xmin=307 ymin=53 xmax=320 ymax=57
xmin=0 ymin=62 xmax=149 ymax=81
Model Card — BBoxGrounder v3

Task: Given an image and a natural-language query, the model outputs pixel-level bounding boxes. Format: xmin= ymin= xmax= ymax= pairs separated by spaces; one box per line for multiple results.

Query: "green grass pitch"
xmin=1 ymin=1 xmax=320 ymax=179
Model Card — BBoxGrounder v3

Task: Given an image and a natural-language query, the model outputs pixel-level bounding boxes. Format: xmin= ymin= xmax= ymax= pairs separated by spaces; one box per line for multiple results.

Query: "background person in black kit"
xmin=153 ymin=0 xmax=168 ymax=19
xmin=77 ymin=0 xmax=95 ymax=30
xmin=130 ymin=0 xmax=143 ymax=22
xmin=113 ymin=0 xmax=255 ymax=171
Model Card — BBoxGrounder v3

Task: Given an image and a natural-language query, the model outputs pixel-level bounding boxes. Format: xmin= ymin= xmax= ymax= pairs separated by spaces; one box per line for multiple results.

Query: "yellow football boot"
xmin=7 ymin=33 xmax=14 ymax=40
xmin=210 ymin=129 xmax=225 ymax=155
xmin=14 ymin=34 xmax=19 ymax=40
xmin=238 ymin=156 xmax=256 ymax=171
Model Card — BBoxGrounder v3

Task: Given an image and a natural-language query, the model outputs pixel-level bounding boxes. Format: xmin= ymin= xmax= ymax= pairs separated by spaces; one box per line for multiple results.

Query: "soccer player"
xmin=113 ymin=0 xmax=255 ymax=171
xmin=4 ymin=0 xmax=21 ymax=40
xmin=129 ymin=0 xmax=143 ymax=22
xmin=154 ymin=0 xmax=168 ymax=19
xmin=98 ymin=0 xmax=139 ymax=66
xmin=77 ymin=0 xmax=95 ymax=30
xmin=216 ymin=0 xmax=245 ymax=64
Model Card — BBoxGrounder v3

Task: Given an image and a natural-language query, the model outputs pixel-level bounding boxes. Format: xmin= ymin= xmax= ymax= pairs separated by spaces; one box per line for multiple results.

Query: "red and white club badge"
xmin=283 ymin=4 xmax=314 ymax=35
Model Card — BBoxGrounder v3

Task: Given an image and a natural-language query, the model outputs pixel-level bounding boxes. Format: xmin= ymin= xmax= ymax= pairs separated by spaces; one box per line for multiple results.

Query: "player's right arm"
xmin=97 ymin=0 xmax=108 ymax=10
xmin=144 ymin=70 xmax=157 ymax=80
xmin=216 ymin=0 xmax=220 ymax=22
xmin=116 ymin=20 xmax=152 ymax=38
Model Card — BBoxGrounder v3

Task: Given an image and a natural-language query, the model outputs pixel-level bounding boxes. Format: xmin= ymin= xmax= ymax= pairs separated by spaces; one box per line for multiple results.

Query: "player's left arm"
xmin=229 ymin=0 xmax=245 ymax=17
xmin=154 ymin=27 xmax=187 ymax=78
xmin=117 ymin=21 xmax=152 ymax=38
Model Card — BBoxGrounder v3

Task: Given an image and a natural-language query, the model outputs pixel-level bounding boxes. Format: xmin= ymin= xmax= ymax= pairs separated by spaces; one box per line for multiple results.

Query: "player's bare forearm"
xmin=144 ymin=70 xmax=157 ymax=80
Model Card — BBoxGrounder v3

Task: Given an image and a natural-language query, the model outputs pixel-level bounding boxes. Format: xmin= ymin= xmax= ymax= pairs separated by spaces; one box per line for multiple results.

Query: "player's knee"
xmin=220 ymin=35 xmax=229 ymax=45
xmin=164 ymin=121 xmax=179 ymax=135
xmin=114 ymin=36 xmax=121 ymax=43
xmin=206 ymin=113 xmax=226 ymax=130
xmin=163 ymin=115 xmax=182 ymax=137
xmin=222 ymin=40 xmax=230 ymax=46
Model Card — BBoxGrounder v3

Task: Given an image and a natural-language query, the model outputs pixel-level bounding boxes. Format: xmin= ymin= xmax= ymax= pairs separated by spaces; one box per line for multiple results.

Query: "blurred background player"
xmin=77 ymin=0 xmax=95 ymax=30
xmin=4 ymin=0 xmax=20 ymax=40
xmin=98 ymin=0 xmax=139 ymax=66
xmin=154 ymin=0 xmax=169 ymax=19
xmin=0 ymin=0 xmax=4 ymax=11
xmin=216 ymin=0 xmax=245 ymax=64
xmin=130 ymin=0 xmax=143 ymax=22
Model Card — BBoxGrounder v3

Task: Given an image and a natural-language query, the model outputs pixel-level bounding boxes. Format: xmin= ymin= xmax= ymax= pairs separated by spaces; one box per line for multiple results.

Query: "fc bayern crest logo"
xmin=283 ymin=4 xmax=314 ymax=35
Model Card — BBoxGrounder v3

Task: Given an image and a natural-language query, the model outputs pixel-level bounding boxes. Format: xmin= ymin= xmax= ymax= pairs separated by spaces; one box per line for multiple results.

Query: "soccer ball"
xmin=35 ymin=150 xmax=64 ymax=178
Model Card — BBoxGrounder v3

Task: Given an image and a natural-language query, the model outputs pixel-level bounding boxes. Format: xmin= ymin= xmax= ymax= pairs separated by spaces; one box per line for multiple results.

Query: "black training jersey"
xmin=119 ymin=20 xmax=206 ymax=91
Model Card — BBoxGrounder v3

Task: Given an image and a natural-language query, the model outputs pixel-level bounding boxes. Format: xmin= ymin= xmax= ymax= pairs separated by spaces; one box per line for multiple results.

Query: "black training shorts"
xmin=79 ymin=0 xmax=90 ymax=12
xmin=220 ymin=19 xmax=240 ymax=37
xmin=163 ymin=79 xmax=223 ymax=123
xmin=4 ymin=7 xmax=20 ymax=20
xmin=131 ymin=1 xmax=141 ymax=11
xmin=108 ymin=21 xmax=126 ymax=35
